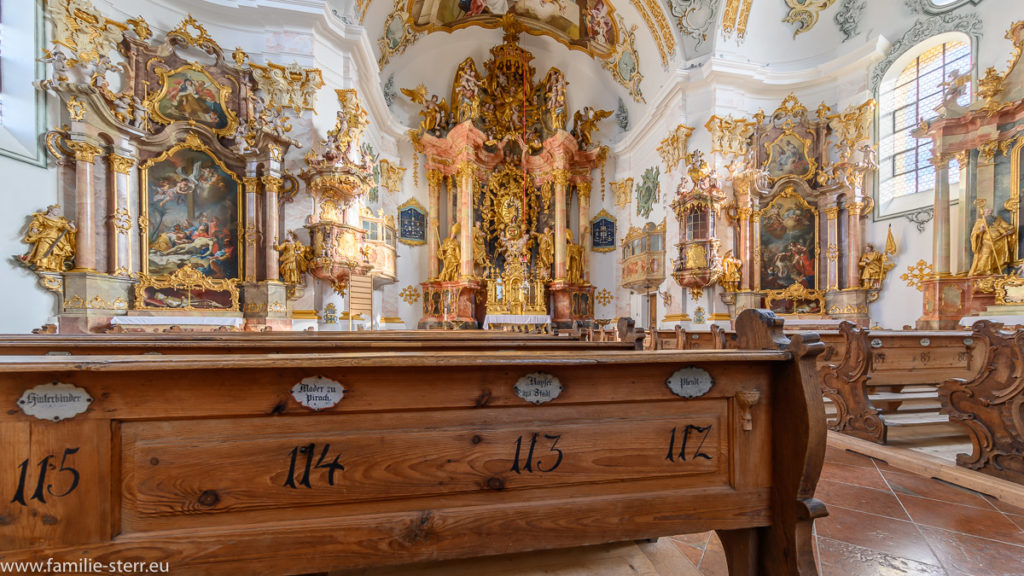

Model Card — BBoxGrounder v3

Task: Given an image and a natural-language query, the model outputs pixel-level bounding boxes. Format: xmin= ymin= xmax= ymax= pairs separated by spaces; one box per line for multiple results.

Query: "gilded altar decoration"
xmin=764 ymin=282 xmax=825 ymax=315
xmin=629 ymin=0 xmax=675 ymax=66
xmin=858 ymin=226 xmax=898 ymax=302
xmin=826 ymin=100 xmax=875 ymax=162
xmin=17 ymin=206 xmax=77 ymax=273
xmin=47 ymin=0 xmax=146 ymax=67
xmin=146 ymin=63 xmax=239 ymax=136
xmin=658 ymin=124 xmax=694 ymax=172
xmin=672 ymin=150 xmax=726 ymax=294
xmin=621 ymin=221 xmax=666 ymax=292
xmin=134 ymin=264 xmax=240 ymax=311
xmin=706 ymin=115 xmax=755 ymax=159
xmin=591 ymin=209 xmax=617 ymax=253
xmin=167 ymin=14 xmax=218 ymax=50
xmin=611 ymin=178 xmax=634 ymax=208
xmin=764 ymin=127 xmax=816 ymax=183
xmin=720 ymin=250 xmax=742 ymax=292
xmin=438 ymin=223 xmax=461 ymax=282
xmin=636 ymin=167 xmax=660 ymax=218
xmin=968 ymin=202 xmax=1017 ymax=277
xmin=757 ymin=186 xmax=818 ymax=291
xmin=249 ymin=61 xmax=324 ymax=113
xmin=901 ymin=260 xmax=934 ymax=291
xmin=571 ymin=107 xmax=614 ymax=150
xmin=974 ymin=276 xmax=1024 ymax=306
xmin=782 ymin=0 xmax=836 ymax=37
xmin=140 ymin=137 xmax=242 ymax=279
xmin=402 ymin=84 xmax=451 ymax=139
xmin=721 ymin=0 xmax=754 ymax=40
xmin=274 ymin=231 xmax=312 ymax=285
xmin=602 ymin=15 xmax=645 ymax=102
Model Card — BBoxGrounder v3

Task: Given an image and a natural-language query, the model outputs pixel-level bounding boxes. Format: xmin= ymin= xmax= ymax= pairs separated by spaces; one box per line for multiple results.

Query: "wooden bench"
xmin=817 ymin=322 xmax=977 ymax=444
xmin=940 ymin=321 xmax=1024 ymax=484
xmin=0 ymin=310 xmax=827 ymax=575
xmin=0 ymin=331 xmax=636 ymax=355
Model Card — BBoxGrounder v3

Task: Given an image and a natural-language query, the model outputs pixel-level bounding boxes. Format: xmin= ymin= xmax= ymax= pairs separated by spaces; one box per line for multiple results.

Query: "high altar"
xmin=408 ymin=16 xmax=606 ymax=330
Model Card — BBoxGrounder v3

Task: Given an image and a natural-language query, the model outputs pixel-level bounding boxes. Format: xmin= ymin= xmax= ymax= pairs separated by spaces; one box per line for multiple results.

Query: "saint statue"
xmin=273 ymin=231 xmax=311 ymax=284
xmin=535 ymin=227 xmax=554 ymax=278
xmin=566 ymin=229 xmax=585 ymax=284
xmin=438 ymin=223 xmax=461 ymax=282
xmin=19 ymin=205 xmax=76 ymax=272
xmin=721 ymin=250 xmax=742 ymax=292
xmin=968 ymin=208 xmax=1016 ymax=277
xmin=858 ymin=244 xmax=892 ymax=290
xmin=472 ymin=224 xmax=488 ymax=269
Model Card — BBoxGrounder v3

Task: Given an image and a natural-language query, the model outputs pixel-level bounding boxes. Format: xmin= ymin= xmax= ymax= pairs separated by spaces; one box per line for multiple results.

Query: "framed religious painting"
xmin=139 ymin=135 xmax=243 ymax=282
xmin=147 ymin=62 xmax=239 ymax=136
xmin=1013 ymin=139 xmax=1024 ymax=265
xmin=764 ymin=131 xmax=816 ymax=183
xmin=756 ymin=186 xmax=818 ymax=294
xmin=397 ymin=197 xmax=427 ymax=246
xmin=590 ymin=209 xmax=616 ymax=252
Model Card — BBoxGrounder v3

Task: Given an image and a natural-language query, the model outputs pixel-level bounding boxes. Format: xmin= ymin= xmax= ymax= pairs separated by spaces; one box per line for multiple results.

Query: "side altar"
xmin=406 ymin=16 xmax=605 ymax=329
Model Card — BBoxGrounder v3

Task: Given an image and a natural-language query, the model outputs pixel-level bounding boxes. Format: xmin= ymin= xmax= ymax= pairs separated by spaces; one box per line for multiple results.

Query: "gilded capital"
xmin=825 ymin=206 xmax=840 ymax=220
xmin=736 ymin=206 xmax=752 ymax=221
xmin=848 ymin=201 xmax=865 ymax=215
xmin=929 ymin=153 xmax=950 ymax=168
xmin=67 ymin=141 xmax=103 ymax=164
xmin=577 ymin=180 xmax=593 ymax=201
xmin=455 ymin=161 xmax=476 ymax=182
xmin=242 ymin=177 xmax=261 ymax=194
xmin=262 ymin=175 xmax=284 ymax=192
xmin=552 ymin=169 xmax=571 ymax=189
xmin=108 ymin=154 xmax=135 ymax=175
xmin=954 ymin=150 xmax=970 ymax=167
xmin=978 ymin=142 xmax=999 ymax=164
xmin=426 ymin=169 xmax=444 ymax=190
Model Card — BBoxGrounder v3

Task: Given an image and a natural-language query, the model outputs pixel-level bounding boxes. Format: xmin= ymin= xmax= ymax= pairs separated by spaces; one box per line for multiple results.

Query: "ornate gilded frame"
xmin=590 ymin=209 xmax=617 ymax=253
xmin=602 ymin=15 xmax=644 ymax=103
xmin=134 ymin=264 xmax=240 ymax=311
xmin=755 ymin=185 xmax=820 ymax=291
xmin=763 ymin=282 xmax=827 ymax=315
xmin=397 ymin=197 xmax=427 ymax=246
xmin=138 ymin=133 xmax=244 ymax=278
xmin=1011 ymin=137 xmax=1024 ymax=264
xmin=763 ymin=130 xmax=817 ymax=184
xmin=145 ymin=62 xmax=239 ymax=137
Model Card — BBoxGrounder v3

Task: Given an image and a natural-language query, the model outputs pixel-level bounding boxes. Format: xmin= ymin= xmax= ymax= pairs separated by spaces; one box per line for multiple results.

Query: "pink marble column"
xmin=578 ymin=180 xmax=592 ymax=282
xmin=457 ymin=162 xmax=475 ymax=278
xmin=824 ymin=204 xmax=839 ymax=291
xmin=738 ymin=205 xmax=752 ymax=291
xmin=243 ymin=177 xmax=260 ymax=282
xmin=933 ymin=157 xmax=951 ymax=275
xmin=427 ymin=169 xmax=442 ymax=279
xmin=107 ymin=154 xmax=135 ymax=275
xmin=553 ymin=170 xmax=569 ymax=280
xmin=845 ymin=201 xmax=865 ymax=288
xmin=68 ymin=141 xmax=102 ymax=272
xmin=263 ymin=175 xmax=282 ymax=282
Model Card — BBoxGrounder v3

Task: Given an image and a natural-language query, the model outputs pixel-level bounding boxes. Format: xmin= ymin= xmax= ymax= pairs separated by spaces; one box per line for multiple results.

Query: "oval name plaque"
xmin=18 ymin=382 xmax=93 ymax=422
xmin=920 ymin=338 xmax=931 ymax=347
xmin=666 ymin=367 xmax=714 ymax=399
xmin=514 ymin=372 xmax=563 ymax=405
xmin=291 ymin=376 xmax=345 ymax=411
xmin=870 ymin=338 xmax=883 ymax=349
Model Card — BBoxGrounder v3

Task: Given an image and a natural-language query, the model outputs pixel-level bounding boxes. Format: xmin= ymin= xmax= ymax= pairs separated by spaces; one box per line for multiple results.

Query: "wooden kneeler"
xmin=0 ymin=309 xmax=826 ymax=575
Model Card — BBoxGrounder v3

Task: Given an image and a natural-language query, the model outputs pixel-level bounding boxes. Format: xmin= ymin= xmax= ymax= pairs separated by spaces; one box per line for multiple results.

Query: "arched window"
xmin=878 ymin=35 xmax=971 ymax=216
xmin=0 ymin=0 xmax=46 ymax=166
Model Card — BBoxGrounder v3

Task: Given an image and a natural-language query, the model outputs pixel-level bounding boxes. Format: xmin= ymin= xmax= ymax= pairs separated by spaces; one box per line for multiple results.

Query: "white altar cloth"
xmin=110 ymin=316 xmax=245 ymax=328
xmin=483 ymin=314 xmax=551 ymax=329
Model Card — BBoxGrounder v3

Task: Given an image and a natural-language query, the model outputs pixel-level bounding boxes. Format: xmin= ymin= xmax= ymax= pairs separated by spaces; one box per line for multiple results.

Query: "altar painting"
xmin=149 ymin=64 xmax=235 ymax=134
xmin=764 ymin=132 xmax=815 ymax=182
xmin=1014 ymin=140 xmax=1024 ymax=264
xmin=406 ymin=0 xmax=616 ymax=56
xmin=141 ymin=144 xmax=241 ymax=279
xmin=758 ymin=188 xmax=817 ymax=291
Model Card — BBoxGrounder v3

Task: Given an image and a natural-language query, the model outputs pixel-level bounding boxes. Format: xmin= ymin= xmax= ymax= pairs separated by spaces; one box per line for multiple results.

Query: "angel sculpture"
xmin=571 ymin=106 xmax=613 ymax=149
xmin=402 ymin=84 xmax=449 ymax=138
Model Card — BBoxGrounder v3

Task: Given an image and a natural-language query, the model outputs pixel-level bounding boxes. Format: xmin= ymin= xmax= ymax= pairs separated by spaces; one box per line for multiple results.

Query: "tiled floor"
xmin=671 ymin=446 xmax=1024 ymax=576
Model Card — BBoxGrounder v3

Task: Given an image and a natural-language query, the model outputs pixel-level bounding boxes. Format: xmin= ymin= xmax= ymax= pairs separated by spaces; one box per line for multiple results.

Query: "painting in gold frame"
xmin=147 ymin=63 xmax=239 ymax=136
xmin=756 ymin=186 xmax=818 ymax=292
xmin=139 ymin=135 xmax=243 ymax=281
xmin=1011 ymin=138 xmax=1024 ymax=265
xmin=764 ymin=131 xmax=816 ymax=183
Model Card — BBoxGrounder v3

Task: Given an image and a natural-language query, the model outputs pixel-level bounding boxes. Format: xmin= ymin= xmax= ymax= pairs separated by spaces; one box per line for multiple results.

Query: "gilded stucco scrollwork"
xmin=901 ymin=260 xmax=934 ymax=291
xmin=783 ymin=0 xmax=837 ymax=37
xmin=611 ymin=178 xmax=634 ymax=208
xmin=602 ymin=15 xmax=645 ymax=103
xmin=378 ymin=0 xmax=422 ymax=68
xmin=249 ymin=61 xmax=324 ymax=114
xmin=629 ymin=0 xmax=675 ymax=67
xmin=658 ymin=124 xmax=694 ymax=172
xmin=706 ymin=115 xmax=756 ymax=159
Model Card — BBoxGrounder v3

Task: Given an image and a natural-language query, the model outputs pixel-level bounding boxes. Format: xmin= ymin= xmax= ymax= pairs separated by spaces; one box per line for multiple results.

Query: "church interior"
xmin=3 ymin=0 xmax=1024 ymax=574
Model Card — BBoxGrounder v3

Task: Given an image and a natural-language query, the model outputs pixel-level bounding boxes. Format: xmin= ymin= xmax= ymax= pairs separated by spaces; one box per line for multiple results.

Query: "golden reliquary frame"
xmin=133 ymin=264 xmax=241 ymax=311
xmin=763 ymin=282 xmax=827 ymax=315
xmin=138 ymin=133 xmax=245 ymax=279
xmin=754 ymin=185 xmax=820 ymax=294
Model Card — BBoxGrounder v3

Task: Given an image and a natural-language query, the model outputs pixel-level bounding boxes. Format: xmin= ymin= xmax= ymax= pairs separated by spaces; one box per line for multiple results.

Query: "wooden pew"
xmin=0 ymin=310 xmax=827 ymax=575
xmin=939 ymin=321 xmax=1024 ymax=484
xmin=817 ymin=323 xmax=977 ymax=444
xmin=0 ymin=331 xmax=636 ymax=355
